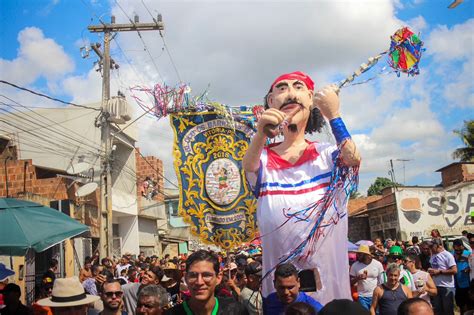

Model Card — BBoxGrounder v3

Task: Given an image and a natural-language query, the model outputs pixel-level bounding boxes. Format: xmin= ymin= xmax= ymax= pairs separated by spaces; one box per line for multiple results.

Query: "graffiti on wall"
xmin=396 ymin=186 xmax=474 ymax=238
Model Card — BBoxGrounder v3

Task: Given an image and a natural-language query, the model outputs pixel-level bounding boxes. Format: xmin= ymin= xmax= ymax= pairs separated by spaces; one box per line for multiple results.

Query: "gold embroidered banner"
xmin=171 ymin=112 xmax=257 ymax=249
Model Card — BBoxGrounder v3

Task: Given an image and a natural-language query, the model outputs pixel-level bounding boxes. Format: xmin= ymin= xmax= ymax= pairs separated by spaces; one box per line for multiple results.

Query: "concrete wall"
xmin=117 ymin=215 xmax=139 ymax=254
xmin=138 ymin=217 xmax=158 ymax=248
xmin=348 ymin=215 xmax=371 ymax=242
xmin=367 ymin=192 xmax=399 ymax=240
xmin=10 ymin=106 xmax=102 ymax=172
xmin=112 ymin=144 xmax=138 ymax=216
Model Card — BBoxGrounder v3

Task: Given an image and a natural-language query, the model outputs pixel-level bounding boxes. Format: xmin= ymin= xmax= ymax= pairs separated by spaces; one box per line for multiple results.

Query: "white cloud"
xmin=406 ymin=15 xmax=428 ymax=33
xmin=424 ymin=19 xmax=474 ymax=109
xmin=0 ymin=27 xmax=74 ymax=86
xmin=372 ymin=99 xmax=444 ymax=142
xmin=103 ymin=0 xmax=406 ymax=187
xmin=2 ymin=0 xmax=470 ymax=195
xmin=442 ymin=50 xmax=474 ymax=109
xmin=110 ymin=0 xmax=402 ymax=106
xmin=426 ymin=19 xmax=474 ymax=61
xmin=61 ymin=69 xmax=102 ymax=104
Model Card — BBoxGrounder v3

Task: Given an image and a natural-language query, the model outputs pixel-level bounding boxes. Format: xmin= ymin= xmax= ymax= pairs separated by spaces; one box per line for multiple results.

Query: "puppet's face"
xmin=267 ymin=79 xmax=313 ymax=128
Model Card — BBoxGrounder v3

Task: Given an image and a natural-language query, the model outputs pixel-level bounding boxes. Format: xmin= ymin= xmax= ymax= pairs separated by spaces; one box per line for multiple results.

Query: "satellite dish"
xmin=76 ymin=182 xmax=98 ymax=197
xmin=67 ymin=162 xmax=90 ymax=175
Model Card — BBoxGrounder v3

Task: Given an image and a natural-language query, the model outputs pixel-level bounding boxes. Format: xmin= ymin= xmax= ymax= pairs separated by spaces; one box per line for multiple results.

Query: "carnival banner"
xmin=170 ymin=112 xmax=257 ymax=249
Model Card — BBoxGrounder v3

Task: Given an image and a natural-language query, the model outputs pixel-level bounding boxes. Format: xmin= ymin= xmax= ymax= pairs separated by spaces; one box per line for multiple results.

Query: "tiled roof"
xmin=348 ymin=195 xmax=383 ymax=216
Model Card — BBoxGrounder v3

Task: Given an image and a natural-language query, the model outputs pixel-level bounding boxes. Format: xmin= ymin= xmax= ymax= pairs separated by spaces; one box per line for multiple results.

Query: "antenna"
xmin=396 ymin=159 xmax=413 ymax=185
xmin=76 ymin=182 xmax=98 ymax=197
xmin=66 ymin=162 xmax=90 ymax=175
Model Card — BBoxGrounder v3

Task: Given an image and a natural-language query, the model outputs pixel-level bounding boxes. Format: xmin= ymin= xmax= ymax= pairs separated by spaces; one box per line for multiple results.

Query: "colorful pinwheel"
xmin=388 ymin=27 xmax=424 ymax=76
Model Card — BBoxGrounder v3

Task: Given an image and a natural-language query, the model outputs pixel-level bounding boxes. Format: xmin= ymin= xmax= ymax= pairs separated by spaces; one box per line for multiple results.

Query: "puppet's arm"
xmin=314 ymin=85 xmax=361 ymax=167
xmin=243 ymin=108 xmax=286 ymax=173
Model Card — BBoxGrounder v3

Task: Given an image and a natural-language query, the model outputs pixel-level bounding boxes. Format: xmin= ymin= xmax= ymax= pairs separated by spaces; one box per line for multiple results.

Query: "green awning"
xmin=0 ymin=198 xmax=89 ymax=256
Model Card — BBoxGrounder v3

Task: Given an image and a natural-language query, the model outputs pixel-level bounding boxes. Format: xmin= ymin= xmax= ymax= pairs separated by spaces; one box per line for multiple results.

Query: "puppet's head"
xmin=264 ymin=71 xmax=325 ymax=134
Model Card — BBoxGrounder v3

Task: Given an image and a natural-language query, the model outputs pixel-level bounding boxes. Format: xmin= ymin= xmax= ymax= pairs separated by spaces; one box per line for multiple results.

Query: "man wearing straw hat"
xmin=349 ymin=245 xmax=384 ymax=310
xmin=37 ymin=276 xmax=100 ymax=315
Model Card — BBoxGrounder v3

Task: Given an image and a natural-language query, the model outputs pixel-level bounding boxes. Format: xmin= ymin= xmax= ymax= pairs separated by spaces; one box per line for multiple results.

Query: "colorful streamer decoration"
xmin=261 ymin=143 xmax=360 ymax=280
xmin=338 ymin=26 xmax=424 ymax=89
xmin=388 ymin=27 xmax=424 ymax=76
xmin=130 ymin=83 xmax=265 ymax=250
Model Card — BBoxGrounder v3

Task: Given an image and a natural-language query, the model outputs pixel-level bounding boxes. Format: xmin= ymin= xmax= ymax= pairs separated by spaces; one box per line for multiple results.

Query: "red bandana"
xmin=270 ymin=71 xmax=315 ymax=92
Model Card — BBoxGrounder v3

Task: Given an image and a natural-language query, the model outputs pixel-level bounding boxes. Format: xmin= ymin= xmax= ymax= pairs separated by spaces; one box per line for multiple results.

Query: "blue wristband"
xmin=330 ymin=117 xmax=351 ymax=144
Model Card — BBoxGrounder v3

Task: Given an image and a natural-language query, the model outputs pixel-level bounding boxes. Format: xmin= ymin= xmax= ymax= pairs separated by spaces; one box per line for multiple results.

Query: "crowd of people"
xmin=2 ymin=229 xmax=473 ymax=315
xmin=350 ymin=229 xmax=474 ymax=315
xmin=0 ymin=70 xmax=470 ymax=314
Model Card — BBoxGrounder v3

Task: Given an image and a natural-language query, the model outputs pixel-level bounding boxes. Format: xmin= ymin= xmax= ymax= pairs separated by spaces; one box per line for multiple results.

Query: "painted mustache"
xmin=279 ymin=98 xmax=304 ymax=111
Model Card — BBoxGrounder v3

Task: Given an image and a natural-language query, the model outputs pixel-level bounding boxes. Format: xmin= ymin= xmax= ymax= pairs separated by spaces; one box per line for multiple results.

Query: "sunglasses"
xmin=104 ymin=291 xmax=123 ymax=298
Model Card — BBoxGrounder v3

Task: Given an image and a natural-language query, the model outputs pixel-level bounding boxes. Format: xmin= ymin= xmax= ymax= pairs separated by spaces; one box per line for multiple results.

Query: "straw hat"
xmin=355 ymin=245 xmax=371 ymax=255
xmin=37 ymin=276 xmax=99 ymax=307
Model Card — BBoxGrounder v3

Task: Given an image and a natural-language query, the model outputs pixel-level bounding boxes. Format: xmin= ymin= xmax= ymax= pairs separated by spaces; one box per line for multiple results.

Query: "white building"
xmin=0 ymin=98 xmax=140 ymax=255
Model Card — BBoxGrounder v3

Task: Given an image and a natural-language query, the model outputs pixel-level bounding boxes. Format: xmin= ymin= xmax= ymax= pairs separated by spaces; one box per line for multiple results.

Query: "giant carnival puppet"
xmin=243 ymin=72 xmax=361 ymax=304
xmin=242 ymin=26 xmax=424 ymax=304
xmin=130 ymin=25 xmax=424 ymax=306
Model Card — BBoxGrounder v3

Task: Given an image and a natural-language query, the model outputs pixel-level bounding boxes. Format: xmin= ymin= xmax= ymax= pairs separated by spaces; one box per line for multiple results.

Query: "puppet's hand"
xmin=313 ymin=84 xmax=340 ymax=120
xmin=257 ymin=108 xmax=286 ymax=136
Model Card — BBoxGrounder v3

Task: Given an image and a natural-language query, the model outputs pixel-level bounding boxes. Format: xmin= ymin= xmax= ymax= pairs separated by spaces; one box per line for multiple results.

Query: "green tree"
xmin=350 ymin=190 xmax=362 ymax=199
xmin=452 ymin=120 xmax=474 ymax=162
xmin=367 ymin=177 xmax=398 ymax=196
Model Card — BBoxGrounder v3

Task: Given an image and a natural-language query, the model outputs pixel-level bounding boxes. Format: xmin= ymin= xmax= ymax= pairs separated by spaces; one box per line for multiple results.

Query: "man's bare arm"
xmin=370 ymin=286 xmax=381 ymax=315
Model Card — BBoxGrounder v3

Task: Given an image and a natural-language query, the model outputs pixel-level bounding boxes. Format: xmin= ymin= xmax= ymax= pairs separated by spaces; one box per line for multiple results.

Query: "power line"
xmin=0 ymin=102 xmax=103 ymax=154
xmin=0 ymin=106 xmax=104 ymax=161
xmin=0 ymin=127 xmax=89 ymax=159
xmin=0 ymin=94 xmax=100 ymax=149
xmin=0 ymin=80 xmax=100 ymax=111
xmin=0 ymin=99 xmax=98 ymax=136
xmin=0 ymin=94 xmax=103 ymax=149
xmin=113 ymin=0 xmax=165 ymax=84
xmin=0 ymin=118 xmax=98 ymax=158
xmin=141 ymin=0 xmax=182 ymax=82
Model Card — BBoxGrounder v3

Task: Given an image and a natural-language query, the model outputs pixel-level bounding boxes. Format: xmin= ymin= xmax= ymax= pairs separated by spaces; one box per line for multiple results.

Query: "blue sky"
xmin=1 ymin=0 xmax=473 ymax=194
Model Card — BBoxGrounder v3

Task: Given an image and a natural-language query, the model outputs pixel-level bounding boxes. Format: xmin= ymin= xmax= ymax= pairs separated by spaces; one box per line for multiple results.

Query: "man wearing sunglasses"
xmin=379 ymin=246 xmax=416 ymax=294
xmin=100 ymin=279 xmax=126 ymax=315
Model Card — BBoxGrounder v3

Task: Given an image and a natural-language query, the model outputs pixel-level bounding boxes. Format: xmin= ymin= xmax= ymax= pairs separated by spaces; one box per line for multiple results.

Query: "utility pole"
xmin=88 ymin=15 xmax=164 ymax=258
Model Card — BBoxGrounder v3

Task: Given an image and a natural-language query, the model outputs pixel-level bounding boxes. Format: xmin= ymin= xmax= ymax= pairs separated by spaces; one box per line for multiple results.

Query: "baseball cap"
xmin=388 ymin=246 xmax=403 ymax=257
xmin=245 ymin=261 xmax=262 ymax=277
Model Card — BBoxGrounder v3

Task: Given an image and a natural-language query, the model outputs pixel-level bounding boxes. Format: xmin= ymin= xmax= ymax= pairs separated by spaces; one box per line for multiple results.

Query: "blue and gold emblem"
xmin=170 ymin=112 xmax=257 ymax=249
